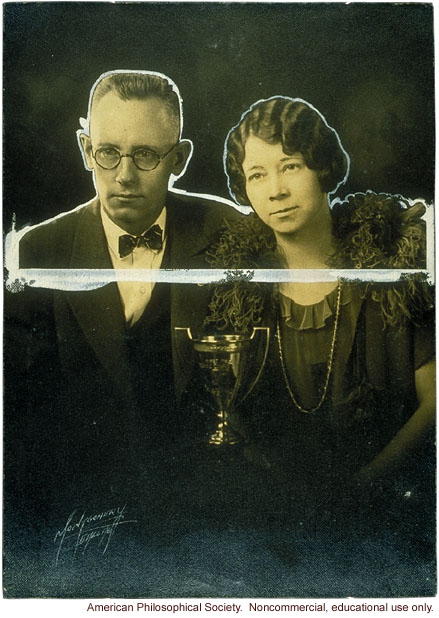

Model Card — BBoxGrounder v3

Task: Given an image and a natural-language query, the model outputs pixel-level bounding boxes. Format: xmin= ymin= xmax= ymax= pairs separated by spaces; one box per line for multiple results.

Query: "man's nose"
xmin=268 ymin=174 xmax=290 ymax=201
xmin=115 ymin=155 xmax=137 ymax=184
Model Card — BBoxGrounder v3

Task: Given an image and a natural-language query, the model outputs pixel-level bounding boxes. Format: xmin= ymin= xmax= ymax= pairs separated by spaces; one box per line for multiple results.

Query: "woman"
xmin=204 ymin=97 xmax=435 ymax=507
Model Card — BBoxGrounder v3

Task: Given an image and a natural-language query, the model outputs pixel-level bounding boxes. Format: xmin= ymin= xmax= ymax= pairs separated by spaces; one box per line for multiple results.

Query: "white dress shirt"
xmin=101 ymin=206 xmax=167 ymax=327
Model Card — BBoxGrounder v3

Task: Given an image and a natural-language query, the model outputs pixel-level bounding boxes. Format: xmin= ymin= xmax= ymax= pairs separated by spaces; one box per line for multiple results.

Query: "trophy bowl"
xmin=175 ymin=327 xmax=270 ymax=446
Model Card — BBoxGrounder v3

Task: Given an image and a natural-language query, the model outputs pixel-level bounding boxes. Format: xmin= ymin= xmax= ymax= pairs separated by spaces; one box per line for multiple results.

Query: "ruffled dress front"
xmin=277 ymin=283 xmax=357 ymax=412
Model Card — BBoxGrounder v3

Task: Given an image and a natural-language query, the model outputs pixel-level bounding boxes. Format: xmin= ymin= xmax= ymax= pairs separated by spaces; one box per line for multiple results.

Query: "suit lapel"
xmin=68 ymin=199 xmax=114 ymax=269
xmin=167 ymin=191 xmax=222 ymax=331
xmin=165 ymin=192 xmax=216 ymax=268
xmin=64 ymin=200 xmax=133 ymax=397
xmin=165 ymin=194 xmax=218 ymax=398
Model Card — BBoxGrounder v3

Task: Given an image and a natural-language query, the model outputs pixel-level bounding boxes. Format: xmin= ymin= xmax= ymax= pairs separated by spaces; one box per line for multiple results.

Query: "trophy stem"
xmin=175 ymin=327 xmax=270 ymax=448
xmin=209 ymin=410 xmax=240 ymax=446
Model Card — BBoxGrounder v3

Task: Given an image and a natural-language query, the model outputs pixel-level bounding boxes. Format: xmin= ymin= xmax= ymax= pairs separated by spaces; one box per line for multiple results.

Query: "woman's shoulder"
xmin=330 ymin=191 xmax=429 ymax=269
xmin=329 ymin=191 xmax=433 ymax=329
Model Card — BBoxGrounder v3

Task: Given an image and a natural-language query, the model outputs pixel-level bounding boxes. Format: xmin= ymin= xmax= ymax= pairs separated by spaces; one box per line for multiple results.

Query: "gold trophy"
xmin=175 ymin=327 xmax=270 ymax=445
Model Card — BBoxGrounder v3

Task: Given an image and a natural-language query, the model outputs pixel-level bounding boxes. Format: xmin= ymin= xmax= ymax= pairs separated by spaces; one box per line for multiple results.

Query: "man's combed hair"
xmin=225 ymin=97 xmax=349 ymax=206
xmin=91 ymin=71 xmax=181 ymax=135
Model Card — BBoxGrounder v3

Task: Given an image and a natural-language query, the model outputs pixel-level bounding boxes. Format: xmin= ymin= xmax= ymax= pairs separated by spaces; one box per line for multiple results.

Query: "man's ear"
xmin=78 ymin=132 xmax=94 ymax=171
xmin=171 ymin=139 xmax=193 ymax=177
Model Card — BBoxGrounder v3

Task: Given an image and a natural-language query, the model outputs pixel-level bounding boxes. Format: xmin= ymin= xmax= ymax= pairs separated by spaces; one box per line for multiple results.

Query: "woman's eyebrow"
xmin=280 ymin=155 xmax=303 ymax=162
xmin=244 ymin=164 xmax=265 ymax=172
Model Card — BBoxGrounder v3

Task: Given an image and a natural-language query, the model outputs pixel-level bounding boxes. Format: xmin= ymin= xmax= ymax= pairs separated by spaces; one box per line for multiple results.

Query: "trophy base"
xmin=209 ymin=420 xmax=240 ymax=446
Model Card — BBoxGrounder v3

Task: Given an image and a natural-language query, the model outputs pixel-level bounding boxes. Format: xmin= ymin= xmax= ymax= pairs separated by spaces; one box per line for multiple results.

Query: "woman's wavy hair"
xmin=225 ymin=96 xmax=350 ymax=206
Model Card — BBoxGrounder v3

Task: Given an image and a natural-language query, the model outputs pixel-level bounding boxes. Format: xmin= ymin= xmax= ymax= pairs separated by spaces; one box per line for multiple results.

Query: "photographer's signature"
xmin=54 ymin=505 xmax=136 ymax=564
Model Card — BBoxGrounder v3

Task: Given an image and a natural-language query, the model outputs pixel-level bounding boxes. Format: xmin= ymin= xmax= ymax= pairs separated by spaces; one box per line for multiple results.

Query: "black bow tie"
xmin=118 ymin=224 xmax=163 ymax=258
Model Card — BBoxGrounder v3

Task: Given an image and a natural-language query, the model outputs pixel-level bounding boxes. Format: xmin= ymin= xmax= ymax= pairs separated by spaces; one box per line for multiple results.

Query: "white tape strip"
xmin=6 ymin=268 xmax=433 ymax=292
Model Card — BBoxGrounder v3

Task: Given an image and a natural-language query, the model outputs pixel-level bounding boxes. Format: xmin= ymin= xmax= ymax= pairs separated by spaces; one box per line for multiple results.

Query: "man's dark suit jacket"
xmin=5 ymin=190 xmax=242 ymax=524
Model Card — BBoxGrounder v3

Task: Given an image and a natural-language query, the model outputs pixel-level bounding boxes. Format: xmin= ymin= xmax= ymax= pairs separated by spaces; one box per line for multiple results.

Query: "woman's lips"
xmin=271 ymin=206 xmax=298 ymax=216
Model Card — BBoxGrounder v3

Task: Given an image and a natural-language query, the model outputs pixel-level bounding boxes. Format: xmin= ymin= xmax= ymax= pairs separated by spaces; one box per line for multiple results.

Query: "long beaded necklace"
xmin=276 ymin=281 xmax=342 ymax=415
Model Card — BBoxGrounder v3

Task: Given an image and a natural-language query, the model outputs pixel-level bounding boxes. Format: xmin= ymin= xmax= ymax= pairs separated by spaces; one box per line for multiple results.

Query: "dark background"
xmin=4 ymin=2 xmax=434 ymax=230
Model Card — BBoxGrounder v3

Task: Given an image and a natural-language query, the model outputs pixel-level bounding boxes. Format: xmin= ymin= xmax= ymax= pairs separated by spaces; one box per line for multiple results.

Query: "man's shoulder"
xmin=164 ymin=190 xmax=249 ymax=264
xmin=167 ymin=190 xmax=246 ymax=217
xmin=18 ymin=199 xmax=97 ymax=268
xmin=166 ymin=189 xmax=247 ymax=233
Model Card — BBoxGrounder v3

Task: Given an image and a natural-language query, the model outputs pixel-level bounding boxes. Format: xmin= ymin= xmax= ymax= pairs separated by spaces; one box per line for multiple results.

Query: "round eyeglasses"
xmin=91 ymin=143 xmax=178 ymax=171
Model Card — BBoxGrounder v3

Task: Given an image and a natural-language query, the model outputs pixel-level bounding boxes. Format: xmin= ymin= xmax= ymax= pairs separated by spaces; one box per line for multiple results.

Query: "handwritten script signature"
xmin=54 ymin=505 xmax=136 ymax=564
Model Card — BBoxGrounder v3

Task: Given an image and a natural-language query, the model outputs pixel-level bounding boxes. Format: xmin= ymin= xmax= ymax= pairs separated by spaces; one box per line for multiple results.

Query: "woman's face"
xmin=242 ymin=134 xmax=328 ymax=236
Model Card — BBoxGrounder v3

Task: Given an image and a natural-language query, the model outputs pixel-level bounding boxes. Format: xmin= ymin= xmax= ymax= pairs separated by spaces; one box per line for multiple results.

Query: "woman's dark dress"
xmin=226 ymin=281 xmax=434 ymax=537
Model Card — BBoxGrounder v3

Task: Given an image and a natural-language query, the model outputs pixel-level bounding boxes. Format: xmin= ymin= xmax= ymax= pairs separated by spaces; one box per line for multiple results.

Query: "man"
xmin=5 ymin=70 xmax=241 ymax=527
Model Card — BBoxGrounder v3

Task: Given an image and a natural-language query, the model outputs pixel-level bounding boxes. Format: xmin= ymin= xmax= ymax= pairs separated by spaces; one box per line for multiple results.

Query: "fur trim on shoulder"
xmin=365 ymin=275 xmax=433 ymax=328
xmin=204 ymin=192 xmax=433 ymax=331
xmin=204 ymin=216 xmax=276 ymax=333
xmin=330 ymin=191 xmax=433 ymax=327
xmin=205 ymin=215 xmax=277 ymax=269
xmin=330 ymin=191 xmax=427 ymax=269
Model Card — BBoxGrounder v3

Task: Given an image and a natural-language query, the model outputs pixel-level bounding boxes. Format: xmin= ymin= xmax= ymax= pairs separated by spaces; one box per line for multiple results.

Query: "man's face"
xmin=242 ymin=134 xmax=328 ymax=238
xmin=81 ymin=92 xmax=189 ymax=235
